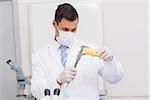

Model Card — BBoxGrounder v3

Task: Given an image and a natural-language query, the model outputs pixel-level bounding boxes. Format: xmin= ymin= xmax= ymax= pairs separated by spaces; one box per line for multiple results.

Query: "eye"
xmin=62 ymin=28 xmax=69 ymax=31
xmin=72 ymin=28 xmax=77 ymax=32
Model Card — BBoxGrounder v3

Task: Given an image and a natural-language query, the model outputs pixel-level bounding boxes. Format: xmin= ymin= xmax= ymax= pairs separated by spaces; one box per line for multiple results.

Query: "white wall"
xmin=0 ymin=1 xmax=17 ymax=100
xmin=13 ymin=0 xmax=32 ymax=76
xmin=148 ymin=0 xmax=150 ymax=96
xmin=102 ymin=0 xmax=148 ymax=97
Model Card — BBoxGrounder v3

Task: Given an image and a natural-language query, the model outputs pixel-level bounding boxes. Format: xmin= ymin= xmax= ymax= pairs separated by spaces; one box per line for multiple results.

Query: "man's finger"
xmin=70 ymin=67 xmax=77 ymax=72
xmin=100 ymin=51 xmax=109 ymax=59
xmin=97 ymin=49 xmax=106 ymax=58
xmin=68 ymin=71 xmax=77 ymax=76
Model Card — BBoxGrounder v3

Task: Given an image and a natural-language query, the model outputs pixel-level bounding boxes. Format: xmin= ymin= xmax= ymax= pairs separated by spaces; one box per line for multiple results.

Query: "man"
xmin=31 ymin=3 xmax=123 ymax=100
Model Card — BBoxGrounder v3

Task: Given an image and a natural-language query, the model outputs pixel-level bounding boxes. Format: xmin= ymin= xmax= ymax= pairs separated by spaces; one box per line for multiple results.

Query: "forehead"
xmin=58 ymin=18 xmax=79 ymax=29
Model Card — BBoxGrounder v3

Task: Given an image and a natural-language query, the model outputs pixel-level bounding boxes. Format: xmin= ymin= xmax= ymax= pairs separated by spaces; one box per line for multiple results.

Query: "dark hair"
xmin=55 ymin=3 xmax=78 ymax=24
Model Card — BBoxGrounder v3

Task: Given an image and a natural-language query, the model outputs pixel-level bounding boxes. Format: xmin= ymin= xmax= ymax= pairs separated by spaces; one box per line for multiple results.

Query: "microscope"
xmin=6 ymin=59 xmax=35 ymax=100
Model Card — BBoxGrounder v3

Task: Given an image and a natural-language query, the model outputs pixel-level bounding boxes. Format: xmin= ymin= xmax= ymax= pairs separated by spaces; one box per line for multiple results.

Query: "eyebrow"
xmin=62 ymin=27 xmax=77 ymax=31
xmin=72 ymin=27 xmax=77 ymax=30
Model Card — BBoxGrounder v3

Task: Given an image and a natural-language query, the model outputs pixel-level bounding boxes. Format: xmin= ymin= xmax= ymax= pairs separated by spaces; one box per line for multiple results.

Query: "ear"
xmin=52 ymin=20 xmax=57 ymax=27
xmin=52 ymin=20 xmax=59 ymax=37
xmin=52 ymin=20 xmax=59 ymax=31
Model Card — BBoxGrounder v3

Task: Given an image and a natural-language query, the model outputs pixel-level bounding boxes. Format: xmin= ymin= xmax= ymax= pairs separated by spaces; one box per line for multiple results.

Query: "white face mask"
xmin=56 ymin=31 xmax=77 ymax=47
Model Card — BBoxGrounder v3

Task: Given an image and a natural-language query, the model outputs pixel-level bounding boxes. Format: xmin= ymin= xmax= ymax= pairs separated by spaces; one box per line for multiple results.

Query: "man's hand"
xmin=97 ymin=47 xmax=113 ymax=61
xmin=57 ymin=67 xmax=77 ymax=84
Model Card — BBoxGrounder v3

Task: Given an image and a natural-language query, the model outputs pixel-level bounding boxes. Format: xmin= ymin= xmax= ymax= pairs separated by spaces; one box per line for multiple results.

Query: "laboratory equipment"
xmin=6 ymin=59 xmax=35 ymax=100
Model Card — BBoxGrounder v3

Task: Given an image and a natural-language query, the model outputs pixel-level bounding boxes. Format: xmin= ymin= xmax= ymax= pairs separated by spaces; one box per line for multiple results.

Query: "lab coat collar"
xmin=49 ymin=39 xmax=65 ymax=70
xmin=52 ymin=38 xmax=61 ymax=50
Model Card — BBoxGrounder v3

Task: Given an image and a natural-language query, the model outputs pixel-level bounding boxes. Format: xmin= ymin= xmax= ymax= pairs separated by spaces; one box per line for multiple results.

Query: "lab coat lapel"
xmin=50 ymin=40 xmax=65 ymax=70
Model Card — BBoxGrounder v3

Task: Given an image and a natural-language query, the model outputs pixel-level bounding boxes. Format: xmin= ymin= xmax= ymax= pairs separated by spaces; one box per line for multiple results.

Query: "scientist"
xmin=31 ymin=3 xmax=123 ymax=100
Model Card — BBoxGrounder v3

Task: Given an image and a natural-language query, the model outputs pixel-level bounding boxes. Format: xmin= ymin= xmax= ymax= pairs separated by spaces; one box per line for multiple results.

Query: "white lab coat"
xmin=31 ymin=39 xmax=123 ymax=100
